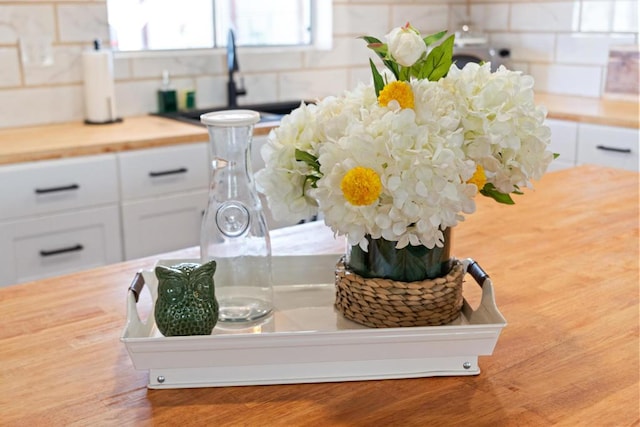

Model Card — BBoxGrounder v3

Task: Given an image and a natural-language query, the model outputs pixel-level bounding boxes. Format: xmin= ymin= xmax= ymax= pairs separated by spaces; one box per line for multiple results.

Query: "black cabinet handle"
xmin=39 ymin=244 xmax=84 ymax=257
xmin=34 ymin=184 xmax=80 ymax=194
xmin=149 ymin=167 xmax=188 ymax=177
xmin=596 ymin=145 xmax=632 ymax=154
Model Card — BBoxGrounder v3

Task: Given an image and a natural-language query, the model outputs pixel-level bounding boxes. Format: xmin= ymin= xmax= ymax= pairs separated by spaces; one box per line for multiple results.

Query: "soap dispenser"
xmin=157 ymin=70 xmax=177 ymax=113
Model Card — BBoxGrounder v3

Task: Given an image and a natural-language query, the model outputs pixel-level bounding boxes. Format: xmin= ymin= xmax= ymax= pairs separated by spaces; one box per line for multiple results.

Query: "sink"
xmin=154 ymin=100 xmax=312 ymax=126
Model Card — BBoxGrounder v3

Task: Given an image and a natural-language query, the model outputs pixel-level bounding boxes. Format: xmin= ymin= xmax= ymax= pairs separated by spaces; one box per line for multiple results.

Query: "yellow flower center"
xmin=340 ymin=167 xmax=382 ymax=206
xmin=377 ymin=81 xmax=414 ymax=109
xmin=467 ymin=165 xmax=487 ymax=189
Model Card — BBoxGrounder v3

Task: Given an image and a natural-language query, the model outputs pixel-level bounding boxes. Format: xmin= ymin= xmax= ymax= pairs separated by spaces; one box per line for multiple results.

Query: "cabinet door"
xmin=121 ymin=190 xmax=208 ymax=260
xmin=577 ymin=124 xmax=639 ymax=171
xmin=0 ymin=206 xmax=122 ymax=287
xmin=118 ymin=143 xmax=208 ymax=201
xmin=0 ymin=154 xmax=118 ymax=221
xmin=546 ymin=119 xmax=578 ymax=172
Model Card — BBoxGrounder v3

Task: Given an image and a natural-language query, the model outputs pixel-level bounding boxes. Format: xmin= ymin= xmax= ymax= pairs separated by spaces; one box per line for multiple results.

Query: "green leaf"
xmin=420 ymin=35 xmax=455 ymax=81
xmin=369 ymin=58 xmax=385 ymax=97
xmin=294 ymin=149 xmax=320 ymax=171
xmin=553 ymin=152 xmax=560 ymax=159
xmin=480 ymin=183 xmax=516 ymax=205
xmin=423 ymin=30 xmax=447 ymax=47
xmin=348 ymin=233 xmax=452 ymax=282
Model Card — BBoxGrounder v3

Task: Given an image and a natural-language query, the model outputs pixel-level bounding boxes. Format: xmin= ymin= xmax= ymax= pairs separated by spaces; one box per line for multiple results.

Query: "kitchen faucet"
xmin=227 ymin=29 xmax=246 ymax=108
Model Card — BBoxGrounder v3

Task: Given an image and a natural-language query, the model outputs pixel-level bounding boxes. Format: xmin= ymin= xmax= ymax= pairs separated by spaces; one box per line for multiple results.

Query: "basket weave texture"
xmin=335 ymin=257 xmax=464 ymax=328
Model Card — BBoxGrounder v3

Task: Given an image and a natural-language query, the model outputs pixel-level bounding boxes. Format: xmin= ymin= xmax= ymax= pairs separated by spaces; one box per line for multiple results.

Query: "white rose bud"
xmin=385 ymin=24 xmax=426 ymax=67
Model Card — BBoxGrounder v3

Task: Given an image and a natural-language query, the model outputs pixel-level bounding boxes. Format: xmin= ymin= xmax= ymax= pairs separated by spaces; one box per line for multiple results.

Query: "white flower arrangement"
xmin=256 ymin=23 xmax=554 ymax=252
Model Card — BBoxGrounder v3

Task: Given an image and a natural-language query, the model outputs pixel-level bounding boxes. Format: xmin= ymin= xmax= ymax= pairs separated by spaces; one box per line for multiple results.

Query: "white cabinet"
xmin=118 ymin=143 xmax=209 ymax=260
xmin=545 ymin=119 xmax=638 ymax=172
xmin=0 ymin=155 xmax=122 ymax=287
xmin=121 ymin=190 xmax=207 ymax=259
xmin=0 ymin=206 xmax=122 ymax=286
xmin=577 ymin=123 xmax=639 ymax=172
xmin=546 ymin=119 xmax=578 ymax=172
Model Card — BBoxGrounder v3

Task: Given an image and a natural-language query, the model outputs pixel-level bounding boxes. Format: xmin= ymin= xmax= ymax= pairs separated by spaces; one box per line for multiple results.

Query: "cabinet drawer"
xmin=0 ymin=206 xmax=122 ymax=287
xmin=577 ymin=124 xmax=639 ymax=171
xmin=118 ymin=143 xmax=208 ymax=201
xmin=0 ymin=154 xmax=118 ymax=221
xmin=546 ymin=119 xmax=577 ymax=168
xmin=121 ymin=190 xmax=208 ymax=260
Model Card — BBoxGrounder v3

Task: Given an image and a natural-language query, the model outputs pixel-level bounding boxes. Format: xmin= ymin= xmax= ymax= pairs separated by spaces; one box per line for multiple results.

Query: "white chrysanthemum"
xmin=312 ymin=93 xmax=476 ymax=250
xmin=442 ymin=62 xmax=554 ymax=193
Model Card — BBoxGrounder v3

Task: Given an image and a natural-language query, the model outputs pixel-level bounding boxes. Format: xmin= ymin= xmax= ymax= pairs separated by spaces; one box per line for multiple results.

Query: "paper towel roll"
xmin=82 ymin=46 xmax=118 ymax=124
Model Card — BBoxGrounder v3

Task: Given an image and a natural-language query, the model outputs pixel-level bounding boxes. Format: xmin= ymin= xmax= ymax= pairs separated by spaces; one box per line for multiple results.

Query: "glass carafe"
xmin=200 ymin=110 xmax=273 ymax=323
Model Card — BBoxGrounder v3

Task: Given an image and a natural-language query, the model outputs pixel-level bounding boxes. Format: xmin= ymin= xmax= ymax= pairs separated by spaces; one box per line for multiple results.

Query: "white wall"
xmin=0 ymin=0 xmax=637 ymax=129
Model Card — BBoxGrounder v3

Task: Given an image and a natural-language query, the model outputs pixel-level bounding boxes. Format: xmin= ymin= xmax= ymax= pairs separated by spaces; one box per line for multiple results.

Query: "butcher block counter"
xmin=0 ymin=93 xmax=638 ymax=165
xmin=1 ymin=165 xmax=638 ymax=426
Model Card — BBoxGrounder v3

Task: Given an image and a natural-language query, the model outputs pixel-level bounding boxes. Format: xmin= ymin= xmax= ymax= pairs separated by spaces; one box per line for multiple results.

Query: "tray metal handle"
xmin=124 ymin=271 xmax=156 ymax=338
xmin=462 ymin=258 xmax=506 ymax=324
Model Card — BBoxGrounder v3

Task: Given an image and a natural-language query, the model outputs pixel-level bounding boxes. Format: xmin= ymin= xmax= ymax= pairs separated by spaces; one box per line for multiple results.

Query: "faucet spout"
xmin=227 ymin=29 xmax=246 ymax=108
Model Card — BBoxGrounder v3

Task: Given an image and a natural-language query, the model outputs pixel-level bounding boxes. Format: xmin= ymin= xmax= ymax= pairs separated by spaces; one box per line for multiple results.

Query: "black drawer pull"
xmin=596 ymin=145 xmax=632 ymax=154
xmin=149 ymin=167 xmax=188 ymax=177
xmin=39 ymin=244 xmax=84 ymax=257
xmin=34 ymin=184 xmax=80 ymax=194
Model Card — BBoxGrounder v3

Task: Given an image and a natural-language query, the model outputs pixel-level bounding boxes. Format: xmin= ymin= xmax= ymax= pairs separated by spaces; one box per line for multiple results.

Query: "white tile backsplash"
xmin=23 ymin=45 xmax=84 ymax=85
xmin=511 ymin=2 xmax=580 ymax=32
xmin=392 ymin=5 xmax=449 ymax=33
xmin=0 ymin=4 xmax=55 ymax=44
xmin=0 ymin=85 xmax=84 ymax=128
xmin=530 ymin=63 xmax=603 ymax=97
xmin=490 ymin=33 xmax=556 ymax=62
xmin=57 ymin=4 xmax=109 ymax=43
xmin=556 ymin=33 xmax=637 ymax=65
xmin=0 ymin=48 xmax=21 ymax=87
xmin=0 ymin=0 xmax=638 ymax=129
xmin=332 ymin=4 xmax=390 ymax=36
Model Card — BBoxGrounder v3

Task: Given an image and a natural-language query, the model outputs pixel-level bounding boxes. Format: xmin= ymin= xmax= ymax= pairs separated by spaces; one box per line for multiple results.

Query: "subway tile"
xmin=333 ymin=4 xmax=390 ymax=36
xmin=0 ymin=48 xmax=21 ymax=87
xmin=490 ymin=32 xmax=555 ymax=62
xmin=130 ymin=53 xmax=223 ymax=79
xmin=0 ymin=85 xmax=83 ymax=128
xmin=613 ymin=0 xmax=638 ymax=32
xmin=241 ymin=50 xmax=304 ymax=73
xmin=581 ymin=1 xmax=612 ymax=32
xmin=195 ymin=75 xmax=228 ymax=108
xmin=23 ymin=45 xmax=84 ymax=86
xmin=529 ymin=63 xmax=603 ymax=97
xmin=511 ymin=2 xmax=579 ymax=32
xmin=57 ymin=4 xmax=109 ymax=43
xmin=0 ymin=4 xmax=55 ymax=44
xmin=450 ymin=4 xmax=509 ymax=32
xmin=392 ymin=5 xmax=449 ymax=33
xmin=305 ymin=36 xmax=367 ymax=68
xmin=114 ymin=80 xmax=158 ymax=117
xmin=279 ymin=69 xmax=349 ymax=100
xmin=556 ymin=33 xmax=637 ymax=65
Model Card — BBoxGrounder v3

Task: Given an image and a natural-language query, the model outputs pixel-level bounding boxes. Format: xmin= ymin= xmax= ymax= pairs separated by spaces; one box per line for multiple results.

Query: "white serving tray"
xmin=121 ymin=255 xmax=506 ymax=389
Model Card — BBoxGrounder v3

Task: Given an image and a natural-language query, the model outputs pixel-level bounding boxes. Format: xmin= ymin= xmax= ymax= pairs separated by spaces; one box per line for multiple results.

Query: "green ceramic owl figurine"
xmin=154 ymin=260 xmax=218 ymax=336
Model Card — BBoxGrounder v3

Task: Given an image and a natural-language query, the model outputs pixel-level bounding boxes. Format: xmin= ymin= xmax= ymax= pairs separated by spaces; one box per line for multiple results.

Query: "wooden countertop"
xmin=0 ymin=93 xmax=637 ymax=166
xmin=535 ymin=92 xmax=639 ymax=128
xmin=1 ymin=165 xmax=638 ymax=425
xmin=0 ymin=115 xmax=272 ymax=166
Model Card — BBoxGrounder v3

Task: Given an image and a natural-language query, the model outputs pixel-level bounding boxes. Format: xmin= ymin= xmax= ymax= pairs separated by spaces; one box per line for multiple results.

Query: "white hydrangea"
xmin=256 ymin=61 xmax=553 ymax=251
xmin=441 ymin=63 xmax=554 ymax=194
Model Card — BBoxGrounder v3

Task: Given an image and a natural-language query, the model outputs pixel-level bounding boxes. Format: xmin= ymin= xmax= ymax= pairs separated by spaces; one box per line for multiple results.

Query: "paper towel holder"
xmin=83 ymin=39 xmax=123 ymax=125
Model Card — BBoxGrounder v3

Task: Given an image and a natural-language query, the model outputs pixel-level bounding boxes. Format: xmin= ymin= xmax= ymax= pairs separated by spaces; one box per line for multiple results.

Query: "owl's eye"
xmin=163 ymin=281 xmax=184 ymax=302
xmin=193 ymin=281 xmax=210 ymax=300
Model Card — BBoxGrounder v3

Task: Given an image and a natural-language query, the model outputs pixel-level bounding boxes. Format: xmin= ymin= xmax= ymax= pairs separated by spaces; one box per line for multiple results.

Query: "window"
xmin=107 ymin=0 xmax=320 ymax=52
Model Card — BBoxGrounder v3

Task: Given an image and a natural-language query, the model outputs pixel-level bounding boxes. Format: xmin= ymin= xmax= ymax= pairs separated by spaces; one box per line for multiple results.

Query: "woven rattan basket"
xmin=335 ymin=257 xmax=464 ymax=328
